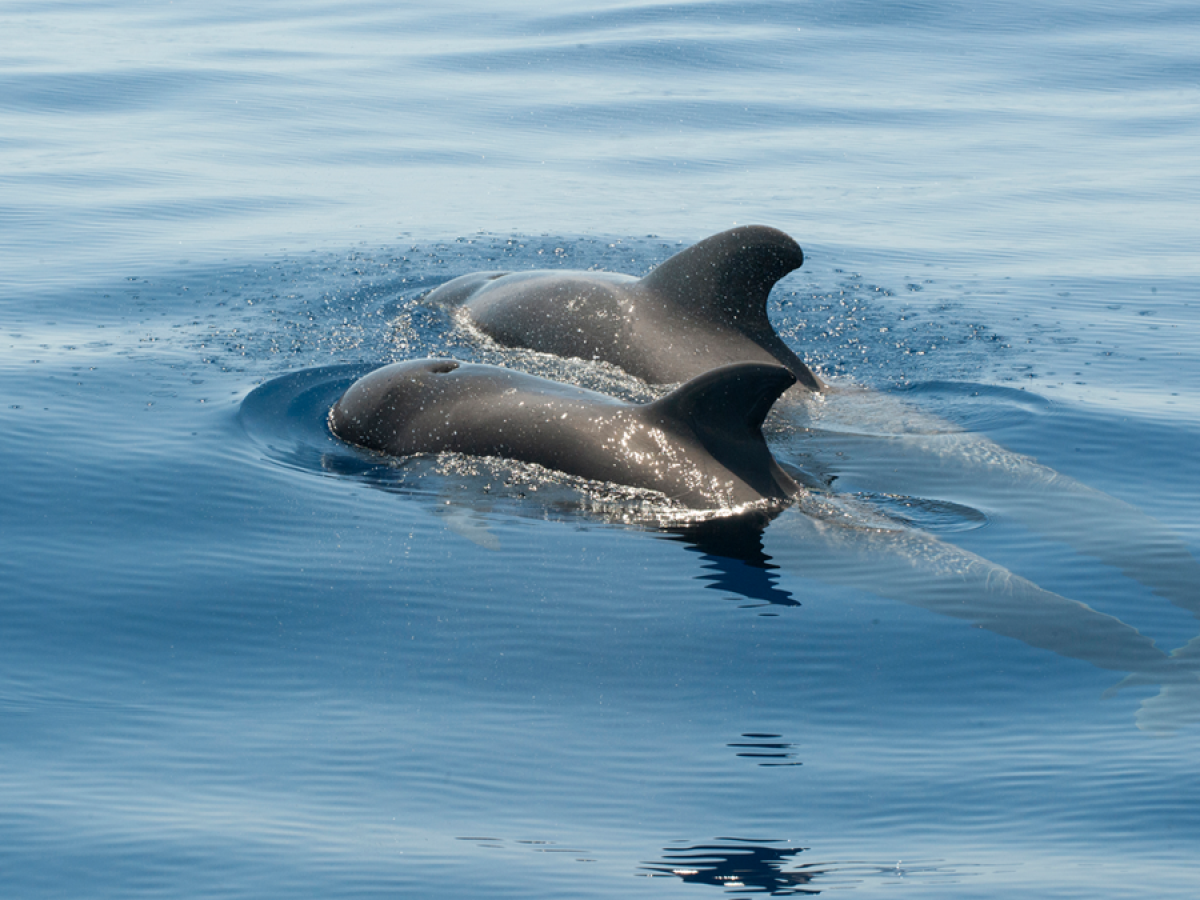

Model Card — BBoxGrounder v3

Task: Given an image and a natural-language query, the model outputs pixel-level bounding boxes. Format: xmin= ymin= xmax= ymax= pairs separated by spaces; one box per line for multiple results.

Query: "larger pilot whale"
xmin=428 ymin=225 xmax=823 ymax=391
xmin=329 ymin=358 xmax=799 ymax=510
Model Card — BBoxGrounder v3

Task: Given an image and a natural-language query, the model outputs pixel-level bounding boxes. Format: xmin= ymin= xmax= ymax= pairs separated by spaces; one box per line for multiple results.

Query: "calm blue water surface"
xmin=3 ymin=2 xmax=1199 ymax=897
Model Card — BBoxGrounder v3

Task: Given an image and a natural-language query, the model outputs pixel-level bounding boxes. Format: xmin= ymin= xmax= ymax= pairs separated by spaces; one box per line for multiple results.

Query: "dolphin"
xmin=329 ymin=358 xmax=799 ymax=510
xmin=786 ymin=386 xmax=1200 ymax=619
xmin=427 ymin=225 xmax=823 ymax=391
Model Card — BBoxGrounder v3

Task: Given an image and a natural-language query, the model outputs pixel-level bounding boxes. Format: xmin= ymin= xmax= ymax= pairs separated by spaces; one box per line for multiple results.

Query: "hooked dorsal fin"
xmin=646 ymin=362 xmax=799 ymax=501
xmin=641 ymin=225 xmax=803 ymax=325
xmin=639 ymin=226 xmax=821 ymax=391
xmin=649 ymin=361 xmax=797 ymax=439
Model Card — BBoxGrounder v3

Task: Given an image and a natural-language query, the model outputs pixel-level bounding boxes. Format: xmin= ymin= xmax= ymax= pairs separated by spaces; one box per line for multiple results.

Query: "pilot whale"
xmin=329 ymin=358 xmax=799 ymax=510
xmin=428 ymin=225 xmax=823 ymax=391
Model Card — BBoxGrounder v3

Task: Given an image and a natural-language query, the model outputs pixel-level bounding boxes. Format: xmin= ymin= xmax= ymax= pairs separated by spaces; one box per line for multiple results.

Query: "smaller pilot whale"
xmin=428 ymin=225 xmax=823 ymax=391
xmin=329 ymin=358 xmax=799 ymax=510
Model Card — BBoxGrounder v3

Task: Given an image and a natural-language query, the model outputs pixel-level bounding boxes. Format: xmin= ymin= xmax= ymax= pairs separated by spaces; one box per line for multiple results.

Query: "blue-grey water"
xmin=3 ymin=2 xmax=1199 ymax=897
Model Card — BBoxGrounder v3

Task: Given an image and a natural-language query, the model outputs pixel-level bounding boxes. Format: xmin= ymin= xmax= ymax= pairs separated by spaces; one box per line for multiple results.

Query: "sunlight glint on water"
xmin=2 ymin=1 xmax=1199 ymax=898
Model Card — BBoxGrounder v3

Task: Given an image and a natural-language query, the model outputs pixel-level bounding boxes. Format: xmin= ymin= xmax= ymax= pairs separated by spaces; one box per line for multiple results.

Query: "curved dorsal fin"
xmin=646 ymin=362 xmax=799 ymax=501
xmin=649 ymin=361 xmax=796 ymax=439
xmin=639 ymin=226 xmax=821 ymax=391
xmin=640 ymin=225 xmax=803 ymax=326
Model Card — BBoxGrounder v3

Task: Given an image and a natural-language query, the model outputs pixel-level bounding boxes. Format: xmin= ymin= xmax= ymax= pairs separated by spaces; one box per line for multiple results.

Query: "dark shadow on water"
xmin=640 ymin=838 xmax=823 ymax=895
xmin=663 ymin=514 xmax=798 ymax=608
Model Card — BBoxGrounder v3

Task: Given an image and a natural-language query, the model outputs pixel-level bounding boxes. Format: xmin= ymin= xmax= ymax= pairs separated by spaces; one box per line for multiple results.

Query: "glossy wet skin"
xmin=429 ymin=226 xmax=824 ymax=391
xmin=329 ymin=358 xmax=798 ymax=510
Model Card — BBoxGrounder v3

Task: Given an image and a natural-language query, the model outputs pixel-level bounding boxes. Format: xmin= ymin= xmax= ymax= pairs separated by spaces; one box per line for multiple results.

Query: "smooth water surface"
xmin=3 ymin=2 xmax=1199 ymax=898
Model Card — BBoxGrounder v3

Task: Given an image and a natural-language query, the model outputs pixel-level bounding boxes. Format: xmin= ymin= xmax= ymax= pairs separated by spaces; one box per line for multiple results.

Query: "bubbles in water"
xmin=229 ymin=234 xmax=1019 ymax=536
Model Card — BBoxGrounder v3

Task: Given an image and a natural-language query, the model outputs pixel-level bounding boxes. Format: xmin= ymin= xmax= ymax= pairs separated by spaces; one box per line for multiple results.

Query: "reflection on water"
xmin=241 ymin=364 xmax=1200 ymax=729
xmin=641 ymin=839 xmax=822 ymax=896
xmin=641 ymin=841 xmax=972 ymax=895
xmin=6 ymin=0 xmax=1200 ymax=892
xmin=666 ymin=515 xmax=797 ymax=609
xmin=728 ymin=733 xmax=802 ymax=767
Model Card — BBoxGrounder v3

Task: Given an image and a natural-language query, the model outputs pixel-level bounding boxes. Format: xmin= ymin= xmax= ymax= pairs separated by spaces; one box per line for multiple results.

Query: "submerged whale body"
xmin=329 ymin=358 xmax=799 ymax=510
xmin=429 ymin=225 xmax=823 ymax=391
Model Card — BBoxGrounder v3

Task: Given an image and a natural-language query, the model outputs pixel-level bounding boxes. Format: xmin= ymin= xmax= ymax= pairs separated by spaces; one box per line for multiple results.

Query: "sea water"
xmin=2 ymin=2 xmax=1199 ymax=897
